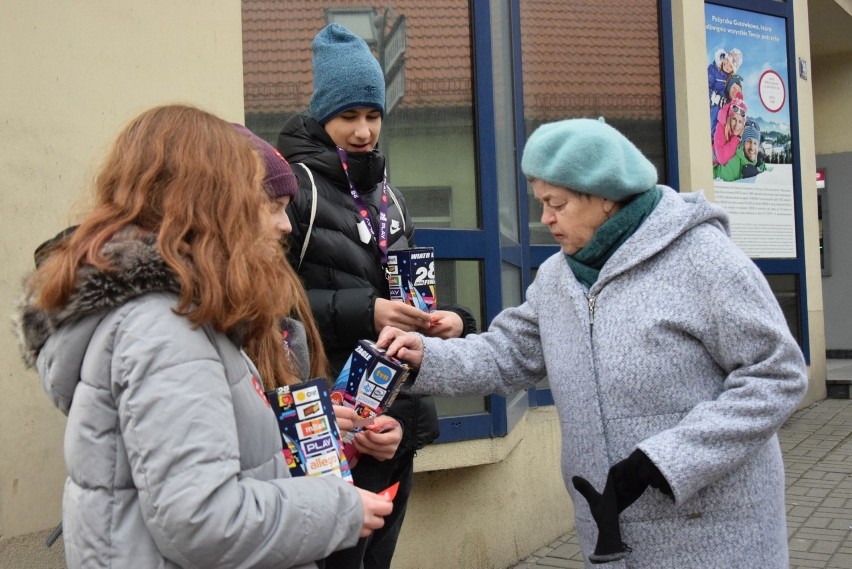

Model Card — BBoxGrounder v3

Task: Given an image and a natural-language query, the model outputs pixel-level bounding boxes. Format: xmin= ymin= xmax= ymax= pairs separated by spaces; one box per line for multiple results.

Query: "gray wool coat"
xmin=15 ymin=228 xmax=362 ymax=569
xmin=414 ymin=187 xmax=807 ymax=568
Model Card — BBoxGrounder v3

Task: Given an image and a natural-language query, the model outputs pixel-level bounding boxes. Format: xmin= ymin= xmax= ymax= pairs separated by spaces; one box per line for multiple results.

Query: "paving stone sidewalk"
xmin=510 ymin=397 xmax=852 ymax=569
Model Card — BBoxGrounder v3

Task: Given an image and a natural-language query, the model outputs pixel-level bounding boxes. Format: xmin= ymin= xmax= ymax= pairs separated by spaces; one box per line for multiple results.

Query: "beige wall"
xmin=0 ymin=0 xmax=245 ymax=564
xmin=813 ymin=53 xmax=852 ymax=154
xmin=793 ymin=0 xmax=829 ymax=405
xmin=399 ymin=408 xmax=572 ymax=569
xmin=671 ymin=0 xmax=716 ymax=197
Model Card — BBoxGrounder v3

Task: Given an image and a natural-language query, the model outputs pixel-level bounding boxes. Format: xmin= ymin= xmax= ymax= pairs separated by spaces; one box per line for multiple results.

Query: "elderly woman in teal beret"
xmin=378 ymin=118 xmax=807 ymax=568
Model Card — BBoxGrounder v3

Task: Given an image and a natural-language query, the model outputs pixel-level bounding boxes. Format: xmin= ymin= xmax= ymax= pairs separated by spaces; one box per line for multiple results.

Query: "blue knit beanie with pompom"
xmin=521 ymin=117 xmax=658 ymax=201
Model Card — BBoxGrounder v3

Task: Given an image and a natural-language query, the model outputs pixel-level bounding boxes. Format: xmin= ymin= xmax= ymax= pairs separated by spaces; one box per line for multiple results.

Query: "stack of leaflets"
xmin=265 ymin=378 xmax=353 ymax=482
xmin=331 ymin=339 xmax=411 ymax=467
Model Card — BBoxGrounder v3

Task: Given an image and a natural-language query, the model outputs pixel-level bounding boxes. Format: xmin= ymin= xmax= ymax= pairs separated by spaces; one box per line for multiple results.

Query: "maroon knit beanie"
xmin=233 ymin=124 xmax=299 ymax=199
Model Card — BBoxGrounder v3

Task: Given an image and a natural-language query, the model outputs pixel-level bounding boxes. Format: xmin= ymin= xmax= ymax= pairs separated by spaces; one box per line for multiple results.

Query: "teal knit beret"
xmin=309 ymin=23 xmax=385 ymax=125
xmin=521 ymin=118 xmax=658 ymax=201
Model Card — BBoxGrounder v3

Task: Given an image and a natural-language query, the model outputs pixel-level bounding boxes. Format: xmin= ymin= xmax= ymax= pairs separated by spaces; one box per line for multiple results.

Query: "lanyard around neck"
xmin=336 ymin=147 xmax=390 ymax=265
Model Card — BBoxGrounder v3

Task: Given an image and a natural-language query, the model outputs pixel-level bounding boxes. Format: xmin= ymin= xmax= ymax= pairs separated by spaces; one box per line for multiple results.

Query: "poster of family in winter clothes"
xmin=706 ymin=4 xmax=796 ymax=259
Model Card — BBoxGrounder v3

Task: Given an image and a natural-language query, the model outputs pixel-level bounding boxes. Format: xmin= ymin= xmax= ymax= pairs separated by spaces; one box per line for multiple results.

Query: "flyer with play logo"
xmin=331 ymin=340 xmax=411 ymax=467
xmin=265 ymin=378 xmax=353 ymax=482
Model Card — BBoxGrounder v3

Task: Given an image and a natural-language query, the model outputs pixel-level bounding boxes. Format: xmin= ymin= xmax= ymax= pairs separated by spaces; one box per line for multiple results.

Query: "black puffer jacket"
xmin=278 ymin=113 xmax=476 ymax=453
xmin=277 ymin=113 xmax=413 ymax=363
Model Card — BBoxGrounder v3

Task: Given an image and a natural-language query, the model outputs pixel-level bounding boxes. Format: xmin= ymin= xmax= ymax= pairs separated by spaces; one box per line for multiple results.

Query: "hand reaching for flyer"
xmin=376 ymin=326 xmax=424 ymax=368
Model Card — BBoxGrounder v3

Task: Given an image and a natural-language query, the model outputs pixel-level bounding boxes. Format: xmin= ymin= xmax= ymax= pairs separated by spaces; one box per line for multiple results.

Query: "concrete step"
xmin=826 ymin=358 xmax=852 ymax=399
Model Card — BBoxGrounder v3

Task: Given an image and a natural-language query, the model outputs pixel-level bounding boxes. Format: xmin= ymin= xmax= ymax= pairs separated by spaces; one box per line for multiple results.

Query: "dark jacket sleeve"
xmin=438 ymin=304 xmax=478 ymax=337
xmin=385 ymin=389 xmax=440 ymax=455
xmin=305 ymin=287 xmax=377 ymax=358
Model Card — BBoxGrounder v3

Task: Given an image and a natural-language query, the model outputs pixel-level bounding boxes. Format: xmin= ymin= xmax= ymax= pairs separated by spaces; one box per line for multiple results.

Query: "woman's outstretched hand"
xmin=376 ymin=326 xmax=424 ymax=368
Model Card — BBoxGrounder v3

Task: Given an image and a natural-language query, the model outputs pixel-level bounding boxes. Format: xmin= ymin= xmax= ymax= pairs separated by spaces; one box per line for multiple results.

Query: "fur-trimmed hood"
xmin=14 ymin=226 xmax=180 ymax=370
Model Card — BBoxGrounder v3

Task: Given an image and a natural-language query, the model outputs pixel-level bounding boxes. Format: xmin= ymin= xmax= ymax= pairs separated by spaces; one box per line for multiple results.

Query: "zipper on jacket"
xmin=586 ymin=293 xmax=597 ymax=332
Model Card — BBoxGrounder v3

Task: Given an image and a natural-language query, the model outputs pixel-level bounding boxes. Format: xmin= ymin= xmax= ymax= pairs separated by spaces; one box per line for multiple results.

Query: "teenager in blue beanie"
xmin=379 ymin=117 xmax=806 ymax=567
xmin=277 ymin=23 xmax=477 ymax=569
xmin=309 ymin=23 xmax=386 ymax=125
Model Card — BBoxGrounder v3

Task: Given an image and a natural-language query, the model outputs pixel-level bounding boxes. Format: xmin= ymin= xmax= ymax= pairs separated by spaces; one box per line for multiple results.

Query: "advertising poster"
xmin=705 ymin=4 xmax=795 ymax=258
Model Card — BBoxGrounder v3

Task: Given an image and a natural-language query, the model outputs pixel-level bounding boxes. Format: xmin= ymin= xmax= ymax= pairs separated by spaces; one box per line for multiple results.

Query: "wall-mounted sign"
xmin=706 ymin=3 xmax=795 ymax=259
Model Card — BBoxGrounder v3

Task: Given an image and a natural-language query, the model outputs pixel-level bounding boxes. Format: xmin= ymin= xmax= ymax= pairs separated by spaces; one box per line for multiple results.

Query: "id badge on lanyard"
xmin=336 ymin=147 xmax=391 ymax=268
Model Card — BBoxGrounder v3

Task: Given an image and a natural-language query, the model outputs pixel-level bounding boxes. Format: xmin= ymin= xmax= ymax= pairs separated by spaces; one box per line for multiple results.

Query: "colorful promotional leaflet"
xmin=265 ymin=378 xmax=353 ymax=482
xmin=331 ymin=340 xmax=411 ymax=466
xmin=386 ymin=247 xmax=437 ymax=313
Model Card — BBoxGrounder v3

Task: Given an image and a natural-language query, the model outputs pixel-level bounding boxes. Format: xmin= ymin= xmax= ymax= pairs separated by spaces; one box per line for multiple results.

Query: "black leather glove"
xmin=571 ymin=449 xmax=672 ymax=564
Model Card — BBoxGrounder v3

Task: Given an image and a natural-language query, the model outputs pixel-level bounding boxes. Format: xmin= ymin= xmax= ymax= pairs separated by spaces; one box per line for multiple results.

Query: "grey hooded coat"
xmin=15 ymin=228 xmax=363 ymax=569
xmin=413 ymin=187 xmax=807 ymax=568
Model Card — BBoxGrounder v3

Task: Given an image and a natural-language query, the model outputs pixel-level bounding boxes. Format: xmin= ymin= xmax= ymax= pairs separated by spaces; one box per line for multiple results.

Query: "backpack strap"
xmin=295 ymin=163 xmax=318 ymax=271
xmin=386 ymin=185 xmax=406 ymax=234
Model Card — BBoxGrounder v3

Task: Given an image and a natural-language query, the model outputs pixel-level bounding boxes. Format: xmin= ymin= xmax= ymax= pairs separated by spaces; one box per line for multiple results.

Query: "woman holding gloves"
xmin=378 ymin=118 xmax=807 ymax=567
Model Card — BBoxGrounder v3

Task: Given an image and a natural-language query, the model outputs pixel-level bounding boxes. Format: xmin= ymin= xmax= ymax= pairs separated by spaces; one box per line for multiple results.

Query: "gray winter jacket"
xmin=413 ymin=187 xmax=807 ymax=568
xmin=15 ymin=228 xmax=362 ymax=569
